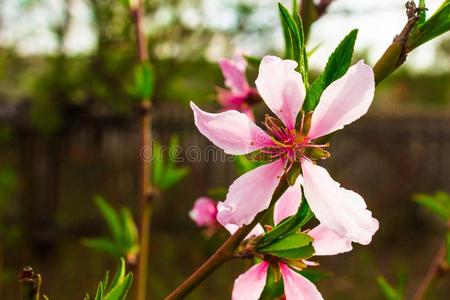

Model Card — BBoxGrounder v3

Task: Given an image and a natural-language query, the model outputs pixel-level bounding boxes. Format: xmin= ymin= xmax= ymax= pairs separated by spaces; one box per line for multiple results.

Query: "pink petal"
xmin=301 ymin=159 xmax=379 ymax=245
xmin=232 ymin=262 xmax=269 ymax=300
xmin=225 ymin=223 xmax=265 ymax=238
xmin=309 ymin=224 xmax=353 ymax=256
xmin=274 ymin=175 xmax=303 ymax=225
xmin=219 ymin=56 xmax=249 ymax=94
xmin=189 ymin=197 xmax=218 ymax=227
xmin=280 ymin=263 xmax=323 ymax=300
xmin=217 ymin=159 xmax=284 ymax=227
xmin=308 ymin=60 xmax=375 ymax=140
xmin=191 ymin=102 xmax=271 ymax=155
xmin=255 ymin=55 xmax=306 ymax=129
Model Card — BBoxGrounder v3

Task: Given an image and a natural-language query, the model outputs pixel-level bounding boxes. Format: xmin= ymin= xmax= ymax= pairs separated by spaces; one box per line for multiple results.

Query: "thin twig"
xmin=373 ymin=1 xmax=424 ymax=84
xmin=412 ymin=221 xmax=450 ymax=300
xmin=130 ymin=1 xmax=153 ymax=300
xmin=164 ymin=178 xmax=289 ymax=300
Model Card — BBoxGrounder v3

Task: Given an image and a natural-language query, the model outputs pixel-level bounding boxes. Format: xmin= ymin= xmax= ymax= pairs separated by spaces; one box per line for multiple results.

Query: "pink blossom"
xmin=191 ymin=55 xmax=379 ymax=245
xmin=217 ymin=54 xmax=260 ymax=119
xmin=189 ymin=197 xmax=218 ymax=227
xmin=229 ymin=188 xmax=353 ymax=300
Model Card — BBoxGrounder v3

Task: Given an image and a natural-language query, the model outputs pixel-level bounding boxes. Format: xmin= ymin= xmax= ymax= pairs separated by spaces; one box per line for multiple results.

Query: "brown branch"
xmin=373 ymin=1 xmax=424 ymax=84
xmin=164 ymin=178 xmax=289 ymax=300
xmin=412 ymin=221 xmax=449 ymax=300
xmin=131 ymin=1 xmax=152 ymax=300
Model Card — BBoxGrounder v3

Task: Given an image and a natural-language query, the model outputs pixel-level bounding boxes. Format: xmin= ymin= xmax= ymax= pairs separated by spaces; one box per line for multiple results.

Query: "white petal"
xmin=280 ymin=263 xmax=323 ymax=300
xmin=301 ymin=159 xmax=379 ymax=245
xmin=232 ymin=262 xmax=269 ymax=300
xmin=217 ymin=160 xmax=284 ymax=227
xmin=191 ymin=102 xmax=271 ymax=155
xmin=274 ymin=175 xmax=303 ymax=225
xmin=309 ymin=224 xmax=353 ymax=256
xmin=255 ymin=55 xmax=306 ymax=129
xmin=308 ymin=60 xmax=375 ymax=139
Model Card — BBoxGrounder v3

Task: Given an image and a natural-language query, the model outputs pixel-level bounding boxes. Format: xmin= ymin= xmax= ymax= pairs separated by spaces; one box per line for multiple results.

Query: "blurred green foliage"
xmin=376 ymin=275 xmax=405 ymax=300
xmin=152 ymin=136 xmax=189 ymax=191
xmin=84 ymin=258 xmax=133 ymax=300
xmin=82 ymin=197 xmax=140 ymax=262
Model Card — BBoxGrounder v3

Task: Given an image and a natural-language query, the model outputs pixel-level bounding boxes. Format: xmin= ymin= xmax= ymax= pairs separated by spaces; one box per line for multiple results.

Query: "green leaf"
xmin=279 ymin=7 xmax=293 ymax=59
xmin=120 ymin=208 xmax=139 ymax=253
xmin=304 ymin=29 xmax=358 ymax=112
xmin=110 ymin=258 xmax=126 ymax=290
xmin=82 ymin=238 xmax=121 ymax=257
xmin=259 ymin=232 xmax=312 ymax=251
xmin=206 ymin=187 xmax=227 ymax=200
xmin=234 ymin=155 xmax=263 ymax=174
xmin=262 ymin=244 xmax=315 ymax=259
xmin=152 ymin=141 xmax=164 ymax=186
xmin=134 ymin=62 xmax=154 ymax=99
xmin=160 ymin=167 xmax=189 ymax=190
xmin=102 ymin=271 xmax=110 ymax=293
xmin=258 ymin=231 xmax=315 ymax=260
xmin=418 ymin=0 xmax=427 ymax=26
xmin=376 ymin=276 xmax=403 ymax=300
xmin=298 ymin=269 xmax=332 ymax=283
xmin=413 ymin=191 xmax=450 ymax=221
xmin=243 ymin=55 xmax=262 ymax=69
xmin=257 ymin=199 xmax=313 ymax=248
xmin=278 ymin=3 xmax=307 ymax=83
xmin=95 ymin=282 xmax=103 ymax=300
xmin=408 ymin=0 xmax=450 ymax=50
xmin=104 ymin=273 xmax=133 ymax=300
xmin=94 ymin=196 xmax=123 ymax=243
xmin=446 ymin=231 xmax=450 ymax=265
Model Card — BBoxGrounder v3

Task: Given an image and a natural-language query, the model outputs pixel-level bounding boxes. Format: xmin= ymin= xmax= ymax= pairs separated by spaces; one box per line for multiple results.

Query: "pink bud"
xmin=189 ymin=197 xmax=218 ymax=227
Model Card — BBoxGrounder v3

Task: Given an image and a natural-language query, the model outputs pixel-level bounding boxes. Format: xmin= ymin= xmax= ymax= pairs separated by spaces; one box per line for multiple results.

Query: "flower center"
xmin=260 ymin=113 xmax=330 ymax=169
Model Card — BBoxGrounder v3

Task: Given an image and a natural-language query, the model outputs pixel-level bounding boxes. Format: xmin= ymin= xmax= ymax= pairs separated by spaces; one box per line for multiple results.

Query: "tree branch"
xmin=373 ymin=1 xmax=423 ymax=85
xmin=164 ymin=178 xmax=289 ymax=300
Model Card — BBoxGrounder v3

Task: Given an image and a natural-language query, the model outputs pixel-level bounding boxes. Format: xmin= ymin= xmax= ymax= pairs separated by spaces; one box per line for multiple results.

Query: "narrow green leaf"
xmin=278 ymin=3 xmax=307 ymax=82
xmin=206 ymin=187 xmax=227 ymax=200
xmin=234 ymin=155 xmax=263 ymax=174
xmin=243 ymin=55 xmax=262 ymax=69
xmin=446 ymin=231 xmax=450 ymax=265
xmin=82 ymin=238 xmax=121 ymax=257
xmin=94 ymin=196 xmax=123 ymax=243
xmin=279 ymin=7 xmax=294 ymax=59
xmin=298 ymin=269 xmax=332 ymax=283
xmin=408 ymin=0 xmax=450 ymax=50
xmin=258 ymin=232 xmax=312 ymax=252
xmin=109 ymin=258 xmax=126 ymax=290
xmin=95 ymin=282 xmax=103 ymax=300
xmin=120 ymin=208 xmax=139 ymax=252
xmin=152 ymin=141 xmax=164 ymax=187
xmin=160 ymin=167 xmax=189 ymax=190
xmin=104 ymin=273 xmax=133 ymax=300
xmin=264 ymin=244 xmax=315 ymax=259
xmin=304 ymin=29 xmax=358 ymax=112
xmin=376 ymin=276 xmax=403 ymax=300
xmin=413 ymin=191 xmax=450 ymax=221
xmin=293 ymin=13 xmax=308 ymax=84
xmin=134 ymin=62 xmax=154 ymax=99
xmin=418 ymin=0 xmax=427 ymax=26
xmin=258 ymin=199 xmax=313 ymax=248
xmin=102 ymin=271 xmax=110 ymax=293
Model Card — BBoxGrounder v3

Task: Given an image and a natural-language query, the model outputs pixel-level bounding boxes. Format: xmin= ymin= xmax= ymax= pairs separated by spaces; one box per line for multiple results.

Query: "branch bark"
xmin=373 ymin=1 xmax=422 ymax=85
xmin=412 ymin=221 xmax=450 ymax=300
xmin=131 ymin=1 xmax=152 ymax=300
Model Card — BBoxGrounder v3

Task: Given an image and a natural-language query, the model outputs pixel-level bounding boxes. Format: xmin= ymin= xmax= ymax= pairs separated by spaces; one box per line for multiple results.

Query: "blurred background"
xmin=0 ymin=0 xmax=449 ymax=299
